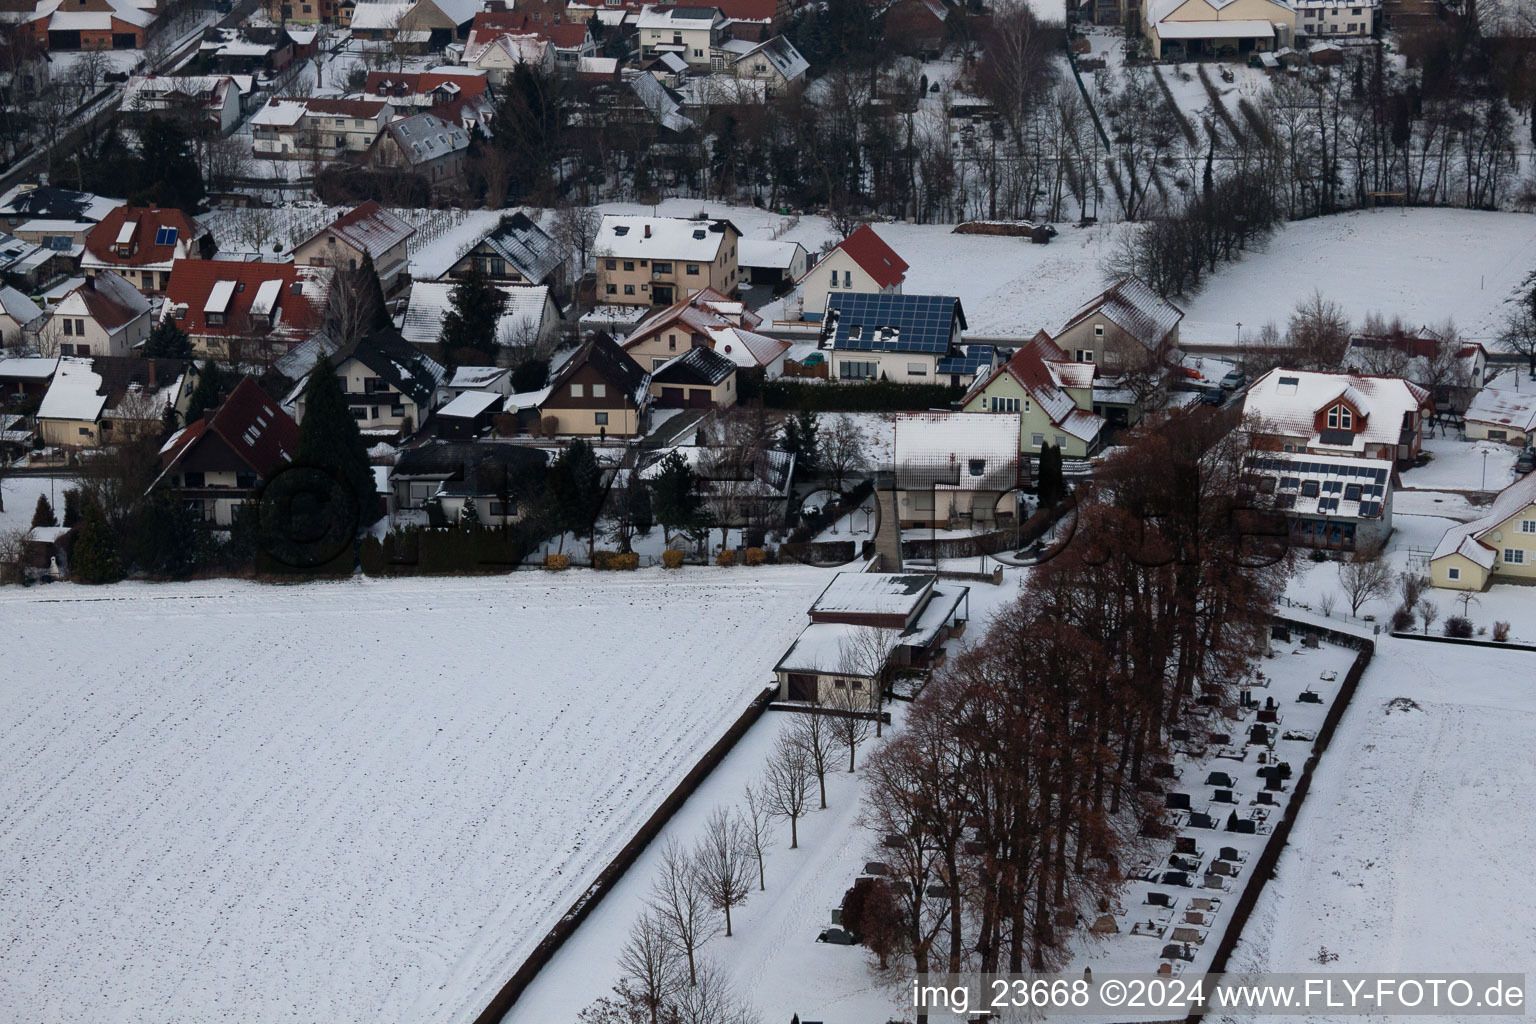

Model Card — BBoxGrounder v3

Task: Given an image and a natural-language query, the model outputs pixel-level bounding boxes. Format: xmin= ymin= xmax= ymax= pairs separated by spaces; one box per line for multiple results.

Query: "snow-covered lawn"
xmin=1403 ymin=437 xmax=1518 ymax=492
xmin=1182 ymin=208 xmax=1536 ymax=345
xmin=0 ymin=474 xmax=73 ymax=536
xmin=0 ymin=568 xmax=835 ymax=1024
xmin=1230 ymin=636 xmax=1536 ymax=1006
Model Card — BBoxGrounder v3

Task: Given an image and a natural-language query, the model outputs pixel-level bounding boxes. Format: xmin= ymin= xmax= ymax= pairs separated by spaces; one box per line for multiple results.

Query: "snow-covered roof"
xmin=292 ymin=201 xmax=415 ymax=264
xmin=477 ymin=211 xmax=566 ymax=285
xmin=0 ymin=285 xmax=43 ymax=325
xmin=123 ymin=74 xmax=237 ymax=109
xmin=1060 ymin=276 xmax=1183 ymax=351
xmin=728 ymin=34 xmax=808 ymax=80
xmin=448 ymin=365 xmax=510 ymax=389
xmin=18 ymin=218 xmax=94 ymax=234
xmin=383 ymin=112 xmax=469 ymax=166
xmin=1431 ymin=471 xmax=1536 ymax=567
xmin=630 ymin=71 xmax=693 ymax=133
xmin=250 ymin=98 xmax=308 ymax=127
xmin=437 ymin=389 xmax=504 ymax=419
xmin=636 ymin=4 xmax=720 ymax=28
xmin=349 ymin=0 xmax=411 ymax=29
xmin=401 ymin=281 xmax=552 ymax=348
xmin=1242 ymin=368 xmax=1431 ymax=452
xmin=810 ymin=571 xmax=934 ymax=617
xmin=1465 ymin=388 xmax=1536 ymax=433
xmin=703 ymin=325 xmax=788 ymax=368
xmin=596 ymin=214 xmax=737 ymax=263
xmin=0 ymin=355 xmax=57 ymax=379
xmin=893 ymin=411 xmax=1021 ymax=491
xmin=37 ymin=356 xmax=106 ymax=421
xmin=737 ymin=237 xmax=803 ymax=270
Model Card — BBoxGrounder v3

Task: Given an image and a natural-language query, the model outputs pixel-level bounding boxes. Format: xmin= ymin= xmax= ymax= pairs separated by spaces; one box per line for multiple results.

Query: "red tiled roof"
xmin=624 ymin=287 xmax=763 ymax=349
xmin=468 ymin=9 xmax=589 ymax=45
xmin=282 ymin=96 xmax=390 ymax=118
xmin=162 ymin=259 xmax=329 ymax=344
xmin=293 ymin=201 xmax=415 ymax=262
xmin=159 ymin=376 xmax=298 ymax=480
xmin=831 ymin=224 xmax=907 ymax=289
xmin=83 ymin=206 xmax=200 ymax=269
xmin=361 ymin=69 xmax=489 ymax=99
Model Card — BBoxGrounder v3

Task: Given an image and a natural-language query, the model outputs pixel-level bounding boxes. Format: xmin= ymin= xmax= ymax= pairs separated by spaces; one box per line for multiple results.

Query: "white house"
xmin=824 ymin=293 xmax=967 ymax=384
xmin=402 ymin=281 xmax=562 ymax=354
xmin=251 ymin=97 xmax=393 ymax=159
xmin=1464 ymin=388 xmax=1536 ymax=447
xmin=635 ymin=4 xmax=725 ymax=68
xmin=796 ymin=224 xmax=908 ymax=321
xmin=122 ymin=75 xmax=247 ymax=134
xmin=1292 ymin=0 xmax=1377 ymax=36
xmin=45 ymin=272 xmax=152 ymax=358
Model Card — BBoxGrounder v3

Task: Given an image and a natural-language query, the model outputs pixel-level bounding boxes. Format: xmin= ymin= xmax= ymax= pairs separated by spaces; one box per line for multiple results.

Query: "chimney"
xmin=644 ymin=223 xmax=651 ymax=238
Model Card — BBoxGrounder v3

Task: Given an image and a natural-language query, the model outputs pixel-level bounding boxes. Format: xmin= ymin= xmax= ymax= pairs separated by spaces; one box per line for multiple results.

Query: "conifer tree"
xmin=145 ymin=318 xmax=192 ymax=359
xmin=297 ymin=355 xmax=380 ymax=526
xmin=31 ymin=493 xmax=57 ymax=528
xmin=71 ymin=497 xmax=123 ymax=584
xmin=439 ymin=266 xmax=505 ymax=359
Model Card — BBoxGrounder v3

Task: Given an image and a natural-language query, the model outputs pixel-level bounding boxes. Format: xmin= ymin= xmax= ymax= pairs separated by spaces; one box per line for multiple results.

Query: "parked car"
xmin=1199 ymin=388 xmax=1225 ymax=407
xmin=1219 ymin=370 xmax=1247 ymax=391
xmin=817 ymin=927 xmax=858 ymax=945
xmin=1516 ymin=449 xmax=1535 ymax=475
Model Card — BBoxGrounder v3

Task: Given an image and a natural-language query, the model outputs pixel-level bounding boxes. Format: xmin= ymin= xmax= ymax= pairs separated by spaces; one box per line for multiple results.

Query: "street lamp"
xmin=1236 ymin=321 xmax=1243 ymax=344
xmin=1481 ymin=450 xmax=1488 ymax=491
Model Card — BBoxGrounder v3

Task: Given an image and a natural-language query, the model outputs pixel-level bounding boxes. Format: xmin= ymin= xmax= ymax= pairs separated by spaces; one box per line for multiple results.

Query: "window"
xmin=605 ymin=259 xmax=616 ymax=270
xmin=906 ymin=362 xmax=927 ymax=376
xmin=841 ymin=270 xmax=851 ymax=287
xmin=1093 ymin=324 xmax=1104 ymax=338
xmin=668 ymin=335 xmax=677 ymax=350
xmin=1031 ymin=432 xmax=1045 ymax=447
xmin=833 ymin=678 xmax=847 ymax=690
xmin=235 ymin=472 xmax=256 ymax=489
xmin=207 ymin=312 xmax=225 ymax=326
xmin=1522 ymin=520 xmax=1536 ymax=534
xmin=991 ymin=397 xmax=1019 ymax=412
xmin=1327 ymin=404 xmax=1353 ymax=430
xmin=73 ymin=319 xmax=85 ymax=335
xmin=350 ymin=407 xmax=368 ymax=420
xmin=570 ymin=383 xmax=584 ymax=397
xmin=62 ymin=319 xmax=73 ymax=336
xmin=624 ymin=284 xmax=636 ymax=295
xmin=605 ymin=284 xmax=617 ymax=294
xmin=910 ymin=491 xmax=935 ymax=512
xmin=686 ymin=264 xmax=700 ymax=275
xmin=850 ymin=680 xmax=863 ymax=690
xmin=184 ymin=471 xmax=205 ymax=487
xmin=655 ymin=262 xmax=672 ymax=274
xmin=653 ymin=357 xmax=668 ymax=370
xmin=839 ymin=360 xmax=876 ymax=379
xmin=1504 ymin=549 xmax=1525 ymax=564
xmin=1076 ymin=350 xmax=1094 ymax=363
xmin=623 ymin=260 xmax=635 ymax=271
xmin=595 ymin=412 xmax=609 ymax=426
xmin=79 ymin=427 xmax=90 ymax=436
xmin=592 ymin=383 xmax=607 ymax=398
xmin=1489 ymin=430 xmax=1507 ymax=441
xmin=1301 ymin=480 xmax=1320 ymax=497
xmin=1055 ymin=435 xmax=1067 ymax=447
xmin=968 ymin=459 xmax=986 ymax=477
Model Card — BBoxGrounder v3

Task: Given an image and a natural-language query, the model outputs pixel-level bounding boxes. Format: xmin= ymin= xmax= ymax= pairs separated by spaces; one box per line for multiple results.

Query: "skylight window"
xmin=154 ymin=226 xmax=178 ymax=246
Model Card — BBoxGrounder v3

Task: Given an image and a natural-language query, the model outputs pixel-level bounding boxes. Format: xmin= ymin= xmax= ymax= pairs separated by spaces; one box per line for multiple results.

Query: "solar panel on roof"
xmin=155 ymin=226 xmax=178 ymax=246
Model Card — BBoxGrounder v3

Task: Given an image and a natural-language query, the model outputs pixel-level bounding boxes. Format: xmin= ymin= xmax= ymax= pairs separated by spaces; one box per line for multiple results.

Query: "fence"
xmin=1389 ymin=630 xmax=1536 ymax=654
xmin=1194 ymin=617 xmax=1375 ymax=1017
xmin=470 ymin=685 xmax=779 ymax=1024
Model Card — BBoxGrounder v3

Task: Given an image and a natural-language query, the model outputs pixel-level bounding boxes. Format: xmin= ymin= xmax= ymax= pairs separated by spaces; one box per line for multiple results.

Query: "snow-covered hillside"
xmin=0 ymin=569 xmax=832 ymax=1024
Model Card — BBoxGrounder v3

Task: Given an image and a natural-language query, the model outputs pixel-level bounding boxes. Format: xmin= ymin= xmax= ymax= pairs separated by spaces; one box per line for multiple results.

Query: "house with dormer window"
xmin=1430 ymin=473 xmax=1536 ymax=590
xmin=795 ymin=224 xmax=907 ymax=322
xmin=961 ymin=331 xmax=1105 ymax=460
xmin=1240 ymin=367 xmax=1431 ymax=467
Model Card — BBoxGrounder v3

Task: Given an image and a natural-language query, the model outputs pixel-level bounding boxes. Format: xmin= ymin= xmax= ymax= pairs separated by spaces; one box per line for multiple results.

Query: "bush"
xmin=744 ymin=546 xmax=767 ymax=566
xmin=1309 ymin=549 xmax=1328 ymax=563
xmin=593 ymin=549 xmax=639 ymax=570
xmin=662 ymin=549 xmax=684 ymax=569
xmin=1443 ymin=616 xmax=1473 ymax=639
xmin=716 ymin=548 xmax=736 ymax=567
xmin=359 ymin=534 xmax=384 ymax=576
xmin=1391 ymin=607 xmax=1416 ymax=632
xmin=1493 ymin=621 xmax=1511 ymax=642
xmin=544 ymin=553 xmax=570 ymax=571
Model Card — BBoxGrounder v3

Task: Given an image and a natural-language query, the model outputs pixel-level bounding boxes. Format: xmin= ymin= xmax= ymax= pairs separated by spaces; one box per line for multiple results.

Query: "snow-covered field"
xmin=1181 ymin=209 xmax=1536 ymax=345
xmin=0 ymin=568 xmax=834 ymax=1024
xmin=1231 ymin=636 xmax=1536 ymax=1012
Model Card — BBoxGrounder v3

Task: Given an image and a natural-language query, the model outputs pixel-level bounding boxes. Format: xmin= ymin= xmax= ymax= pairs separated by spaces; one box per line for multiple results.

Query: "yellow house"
xmin=595 ymin=214 xmax=742 ymax=307
xmin=1144 ymin=0 xmax=1296 ymax=59
xmin=962 ymin=333 xmax=1105 ymax=458
xmin=1430 ymin=474 xmax=1536 ymax=590
xmin=36 ymin=356 xmax=190 ymax=448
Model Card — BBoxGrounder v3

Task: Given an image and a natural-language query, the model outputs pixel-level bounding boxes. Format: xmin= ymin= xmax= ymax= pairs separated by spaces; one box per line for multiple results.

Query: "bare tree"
xmin=669 ymin=957 xmax=760 ymax=1024
xmin=1338 ymin=545 xmax=1393 ymax=617
xmin=825 ymin=664 xmax=872 ymax=772
xmin=762 ymin=732 xmax=813 ymax=849
xmin=817 ymin=415 xmax=868 ymax=493
xmin=1399 ymin=570 xmax=1427 ymax=612
xmin=648 ymin=837 xmax=717 ymax=988
xmin=791 ymin=706 xmax=836 ymax=811
xmin=1417 ymin=598 xmax=1439 ymax=635
xmin=1287 ymin=291 xmax=1351 ymax=369
xmin=615 ymin=909 xmax=681 ymax=1024
xmin=695 ymin=807 xmax=753 ymax=937
xmin=738 ymin=785 xmax=771 ymax=892
xmin=1498 ymin=293 xmax=1536 ymax=380
xmin=552 ymin=203 xmax=601 ymax=302
xmin=841 ymin=625 xmax=898 ymax=737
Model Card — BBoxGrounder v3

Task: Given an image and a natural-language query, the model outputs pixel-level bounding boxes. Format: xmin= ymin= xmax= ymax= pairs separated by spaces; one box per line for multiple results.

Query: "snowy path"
xmin=0 ymin=569 xmax=832 ymax=1024
xmin=1230 ymin=636 xmax=1536 ymax=1018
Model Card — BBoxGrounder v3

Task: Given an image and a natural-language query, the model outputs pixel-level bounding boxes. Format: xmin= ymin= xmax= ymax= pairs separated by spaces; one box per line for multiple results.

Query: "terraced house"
xmin=595 ymin=214 xmax=742 ymax=306
xmin=251 ymin=97 xmax=392 ymax=159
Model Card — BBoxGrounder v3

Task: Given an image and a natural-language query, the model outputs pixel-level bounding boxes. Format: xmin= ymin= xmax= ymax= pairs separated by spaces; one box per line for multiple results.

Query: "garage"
xmin=649 ymin=346 xmax=737 ymax=412
xmin=688 ymin=388 xmax=711 ymax=409
xmin=659 ymin=386 xmax=686 ymax=408
xmin=786 ymin=674 xmax=818 ymax=702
